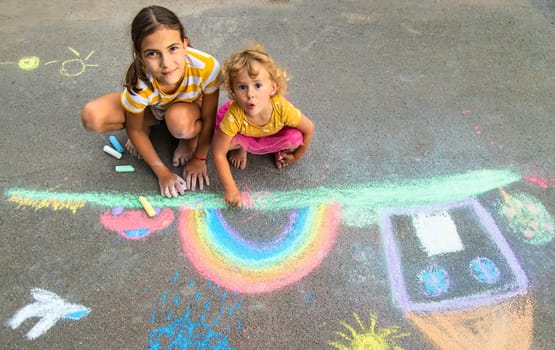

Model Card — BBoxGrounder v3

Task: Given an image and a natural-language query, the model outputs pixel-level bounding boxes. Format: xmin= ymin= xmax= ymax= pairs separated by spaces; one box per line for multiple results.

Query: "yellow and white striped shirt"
xmin=121 ymin=47 xmax=222 ymax=118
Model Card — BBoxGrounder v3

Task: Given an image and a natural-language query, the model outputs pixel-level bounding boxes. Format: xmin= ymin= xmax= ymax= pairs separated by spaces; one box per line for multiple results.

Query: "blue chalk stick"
xmin=108 ymin=135 xmax=125 ymax=153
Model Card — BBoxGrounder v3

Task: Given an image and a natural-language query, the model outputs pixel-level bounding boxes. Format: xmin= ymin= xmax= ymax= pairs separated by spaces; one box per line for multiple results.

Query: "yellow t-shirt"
xmin=121 ymin=47 xmax=222 ymax=118
xmin=219 ymin=95 xmax=301 ymax=138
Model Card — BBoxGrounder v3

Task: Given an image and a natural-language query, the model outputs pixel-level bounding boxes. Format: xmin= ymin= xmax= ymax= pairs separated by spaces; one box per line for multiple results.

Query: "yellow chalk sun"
xmin=329 ymin=312 xmax=409 ymax=350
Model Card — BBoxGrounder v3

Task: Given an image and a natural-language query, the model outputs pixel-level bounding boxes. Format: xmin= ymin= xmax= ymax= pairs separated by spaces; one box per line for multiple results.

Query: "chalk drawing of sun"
xmin=329 ymin=312 xmax=409 ymax=350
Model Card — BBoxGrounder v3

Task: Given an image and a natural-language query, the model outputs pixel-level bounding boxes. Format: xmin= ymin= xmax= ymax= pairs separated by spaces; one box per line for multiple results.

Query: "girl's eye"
xmin=145 ymin=51 xmax=159 ymax=58
xmin=169 ymin=46 xmax=179 ymax=52
xmin=254 ymin=83 xmax=263 ymax=89
xmin=237 ymin=84 xmax=247 ymax=91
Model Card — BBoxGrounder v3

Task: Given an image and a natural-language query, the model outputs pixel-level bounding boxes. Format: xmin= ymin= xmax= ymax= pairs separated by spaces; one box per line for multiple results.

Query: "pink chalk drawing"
xmin=522 ymin=175 xmax=555 ymax=189
xmin=521 ymin=164 xmax=555 ymax=189
xmin=238 ymin=184 xmax=275 ymax=223
xmin=100 ymin=207 xmax=175 ymax=240
xmin=472 ymin=123 xmax=498 ymax=145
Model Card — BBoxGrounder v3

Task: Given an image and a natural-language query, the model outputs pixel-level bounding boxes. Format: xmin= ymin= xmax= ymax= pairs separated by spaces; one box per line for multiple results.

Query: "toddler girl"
xmin=212 ymin=45 xmax=315 ymax=207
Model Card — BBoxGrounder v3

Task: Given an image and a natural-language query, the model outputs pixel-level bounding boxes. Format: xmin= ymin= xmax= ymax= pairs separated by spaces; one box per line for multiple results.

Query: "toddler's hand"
xmin=224 ymin=189 xmax=242 ymax=207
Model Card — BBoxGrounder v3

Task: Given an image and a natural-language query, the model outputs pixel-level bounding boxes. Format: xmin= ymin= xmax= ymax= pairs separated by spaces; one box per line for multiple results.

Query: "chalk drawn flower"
xmin=497 ymin=191 xmax=555 ymax=245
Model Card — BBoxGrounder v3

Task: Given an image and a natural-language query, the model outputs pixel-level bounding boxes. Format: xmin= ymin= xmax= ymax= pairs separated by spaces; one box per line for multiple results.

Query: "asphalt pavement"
xmin=1 ymin=1 xmax=554 ymax=349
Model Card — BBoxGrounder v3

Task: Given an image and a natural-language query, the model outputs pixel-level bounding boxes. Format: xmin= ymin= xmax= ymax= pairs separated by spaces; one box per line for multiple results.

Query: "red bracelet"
xmin=194 ymin=155 xmax=207 ymax=161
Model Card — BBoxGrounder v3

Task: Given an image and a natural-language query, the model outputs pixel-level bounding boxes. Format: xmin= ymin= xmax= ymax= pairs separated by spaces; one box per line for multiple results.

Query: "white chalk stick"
xmin=103 ymin=145 xmax=122 ymax=159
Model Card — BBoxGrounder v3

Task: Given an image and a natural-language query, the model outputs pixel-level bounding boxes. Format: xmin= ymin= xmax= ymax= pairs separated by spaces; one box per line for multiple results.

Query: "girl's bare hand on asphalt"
xmin=159 ymin=173 xmax=187 ymax=197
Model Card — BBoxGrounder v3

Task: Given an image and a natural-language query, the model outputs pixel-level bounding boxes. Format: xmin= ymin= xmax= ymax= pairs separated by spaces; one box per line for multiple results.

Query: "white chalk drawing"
xmin=7 ymin=288 xmax=90 ymax=340
xmin=412 ymin=211 xmax=464 ymax=256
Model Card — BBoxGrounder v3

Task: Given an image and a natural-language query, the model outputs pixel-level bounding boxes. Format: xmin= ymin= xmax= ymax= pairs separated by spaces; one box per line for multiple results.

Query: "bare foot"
xmin=172 ymin=138 xmax=197 ymax=166
xmin=125 ymin=139 xmax=142 ymax=159
xmin=275 ymin=152 xmax=284 ymax=169
xmin=229 ymin=148 xmax=247 ymax=169
xmin=275 ymin=151 xmax=291 ymax=169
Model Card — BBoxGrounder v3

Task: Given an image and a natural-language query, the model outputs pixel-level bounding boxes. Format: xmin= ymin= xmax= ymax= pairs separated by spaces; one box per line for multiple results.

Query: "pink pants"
xmin=216 ymin=100 xmax=303 ymax=155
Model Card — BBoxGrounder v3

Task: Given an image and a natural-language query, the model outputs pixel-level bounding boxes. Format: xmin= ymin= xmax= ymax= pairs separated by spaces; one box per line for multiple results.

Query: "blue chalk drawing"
xmin=418 ymin=266 xmax=450 ymax=298
xmin=148 ymin=310 xmax=233 ymax=350
xmin=470 ymin=257 xmax=500 ymax=284
xmin=124 ymin=228 xmax=150 ymax=239
xmin=147 ymin=272 xmax=243 ymax=349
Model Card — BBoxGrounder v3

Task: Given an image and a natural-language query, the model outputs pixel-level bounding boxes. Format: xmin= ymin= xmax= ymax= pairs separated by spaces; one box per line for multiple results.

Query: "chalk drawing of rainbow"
xmin=178 ymin=204 xmax=340 ymax=294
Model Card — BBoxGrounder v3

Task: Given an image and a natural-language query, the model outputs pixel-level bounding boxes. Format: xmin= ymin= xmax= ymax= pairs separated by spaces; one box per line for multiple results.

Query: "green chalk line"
xmin=5 ymin=169 xmax=520 ymax=213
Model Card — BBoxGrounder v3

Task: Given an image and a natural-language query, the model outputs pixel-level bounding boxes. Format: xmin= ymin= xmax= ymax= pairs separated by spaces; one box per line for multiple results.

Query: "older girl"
xmin=81 ymin=5 xmax=222 ymax=197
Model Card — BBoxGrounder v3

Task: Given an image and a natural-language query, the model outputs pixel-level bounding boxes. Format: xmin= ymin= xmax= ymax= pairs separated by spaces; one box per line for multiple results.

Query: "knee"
xmin=166 ymin=103 xmax=201 ymax=139
xmin=169 ymin=120 xmax=201 ymax=139
xmin=81 ymin=102 xmax=101 ymax=133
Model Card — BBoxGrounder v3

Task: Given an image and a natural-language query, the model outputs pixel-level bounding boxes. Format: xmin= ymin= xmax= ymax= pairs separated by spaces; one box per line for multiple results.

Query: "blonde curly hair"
xmin=223 ymin=44 xmax=288 ymax=99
